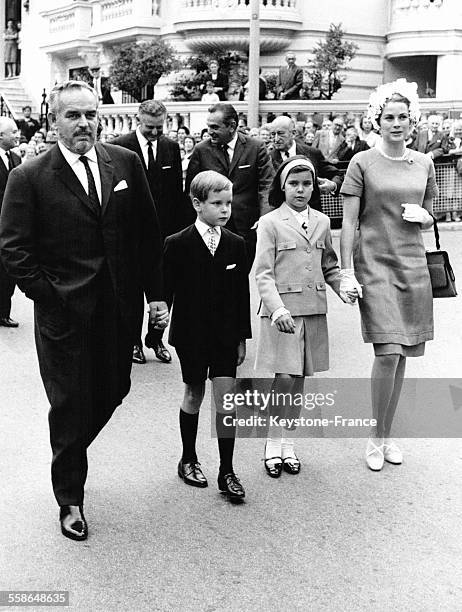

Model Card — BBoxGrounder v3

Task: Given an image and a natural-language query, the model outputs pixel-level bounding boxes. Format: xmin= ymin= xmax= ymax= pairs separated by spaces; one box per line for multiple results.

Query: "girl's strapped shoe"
xmin=365 ymin=438 xmax=384 ymax=471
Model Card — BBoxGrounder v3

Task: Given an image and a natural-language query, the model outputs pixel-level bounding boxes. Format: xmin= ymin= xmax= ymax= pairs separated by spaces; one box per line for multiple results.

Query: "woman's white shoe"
xmin=383 ymin=439 xmax=403 ymax=465
xmin=365 ymin=438 xmax=384 ymax=471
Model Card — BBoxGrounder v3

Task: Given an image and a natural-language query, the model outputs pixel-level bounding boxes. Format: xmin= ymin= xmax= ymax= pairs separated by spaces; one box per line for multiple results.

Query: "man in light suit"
xmin=0 ymin=117 xmax=21 ymax=328
xmin=276 ymin=52 xmax=303 ymax=100
xmin=185 ymin=102 xmax=274 ymax=270
xmin=312 ymin=115 xmax=345 ymax=162
xmin=270 ymin=115 xmax=342 ymax=212
xmin=112 ymin=100 xmax=185 ymax=365
xmin=0 ymin=81 xmax=167 ymax=541
xmin=411 ymin=114 xmax=446 ymax=160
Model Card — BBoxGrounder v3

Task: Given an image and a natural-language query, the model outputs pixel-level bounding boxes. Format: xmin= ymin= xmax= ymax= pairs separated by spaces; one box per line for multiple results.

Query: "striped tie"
xmin=207 ymin=227 xmax=217 ymax=255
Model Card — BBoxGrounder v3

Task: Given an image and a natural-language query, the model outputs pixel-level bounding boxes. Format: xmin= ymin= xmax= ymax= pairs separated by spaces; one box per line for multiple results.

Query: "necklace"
xmin=376 ymin=145 xmax=409 ymax=162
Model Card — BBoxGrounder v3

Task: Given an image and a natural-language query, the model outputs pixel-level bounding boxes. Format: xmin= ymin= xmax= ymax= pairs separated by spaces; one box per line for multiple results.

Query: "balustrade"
xmin=101 ymin=0 xmax=134 ymax=21
xmin=183 ymin=0 xmax=297 ymax=8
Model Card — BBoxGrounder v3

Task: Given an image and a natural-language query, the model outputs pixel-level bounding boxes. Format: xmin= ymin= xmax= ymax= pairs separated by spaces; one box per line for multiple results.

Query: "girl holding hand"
xmin=255 ymin=156 xmax=355 ymax=478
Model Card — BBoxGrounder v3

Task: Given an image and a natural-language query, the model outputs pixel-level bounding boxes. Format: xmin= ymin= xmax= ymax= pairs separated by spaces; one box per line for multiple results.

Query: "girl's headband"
xmin=280 ymin=158 xmax=316 ymax=189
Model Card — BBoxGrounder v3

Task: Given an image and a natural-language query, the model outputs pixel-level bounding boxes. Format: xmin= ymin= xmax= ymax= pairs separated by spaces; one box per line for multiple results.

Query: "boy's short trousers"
xmin=175 ymin=343 xmax=238 ymax=384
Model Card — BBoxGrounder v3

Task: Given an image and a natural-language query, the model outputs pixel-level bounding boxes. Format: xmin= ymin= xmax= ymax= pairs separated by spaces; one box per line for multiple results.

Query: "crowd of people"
xmin=0 ymin=76 xmax=455 ymax=540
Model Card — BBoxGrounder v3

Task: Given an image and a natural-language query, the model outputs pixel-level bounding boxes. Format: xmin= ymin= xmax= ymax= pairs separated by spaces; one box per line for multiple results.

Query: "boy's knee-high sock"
xmin=179 ymin=409 xmax=199 ymax=463
xmin=216 ymin=411 xmax=236 ymax=475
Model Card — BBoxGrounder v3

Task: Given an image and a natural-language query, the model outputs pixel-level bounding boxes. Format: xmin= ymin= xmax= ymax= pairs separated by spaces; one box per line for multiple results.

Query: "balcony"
xmin=387 ymin=0 xmax=462 ymax=57
xmin=89 ymin=0 xmax=162 ymax=45
xmin=173 ymin=0 xmax=302 ymax=53
xmin=40 ymin=1 xmax=93 ymax=57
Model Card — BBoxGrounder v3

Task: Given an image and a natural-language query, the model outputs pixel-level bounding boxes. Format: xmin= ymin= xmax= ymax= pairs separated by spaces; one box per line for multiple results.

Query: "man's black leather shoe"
xmin=59 ymin=505 xmax=88 ymax=541
xmin=146 ymin=339 xmax=172 ymax=363
xmin=0 ymin=316 xmax=19 ymax=328
xmin=132 ymin=345 xmax=146 ymax=364
xmin=178 ymin=460 xmax=208 ymax=488
xmin=218 ymin=472 xmax=245 ymax=500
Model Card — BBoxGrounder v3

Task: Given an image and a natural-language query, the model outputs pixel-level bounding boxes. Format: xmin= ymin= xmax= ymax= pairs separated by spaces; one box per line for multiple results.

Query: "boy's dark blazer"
xmin=164 ymin=224 xmax=251 ymax=350
xmin=112 ymin=131 xmax=184 ymax=237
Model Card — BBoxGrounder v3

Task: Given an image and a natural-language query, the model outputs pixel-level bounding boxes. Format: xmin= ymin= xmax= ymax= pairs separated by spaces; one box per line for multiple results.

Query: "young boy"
xmin=164 ymin=170 xmax=251 ymax=500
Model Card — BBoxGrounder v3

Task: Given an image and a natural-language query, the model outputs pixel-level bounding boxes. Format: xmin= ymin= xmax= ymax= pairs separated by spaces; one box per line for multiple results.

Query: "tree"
xmin=110 ymin=40 xmax=180 ymax=102
xmin=305 ymin=23 xmax=358 ymax=100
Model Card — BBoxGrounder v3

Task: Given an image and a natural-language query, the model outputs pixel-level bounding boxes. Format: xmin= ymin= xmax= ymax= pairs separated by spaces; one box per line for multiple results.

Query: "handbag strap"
xmin=431 ymin=215 xmax=441 ymax=250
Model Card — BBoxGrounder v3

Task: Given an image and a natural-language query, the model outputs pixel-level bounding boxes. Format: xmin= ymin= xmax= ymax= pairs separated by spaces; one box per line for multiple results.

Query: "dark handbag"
xmin=425 ymin=217 xmax=457 ymax=298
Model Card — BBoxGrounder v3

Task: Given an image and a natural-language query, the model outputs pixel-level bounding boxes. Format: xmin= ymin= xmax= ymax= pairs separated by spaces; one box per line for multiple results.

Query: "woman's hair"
xmin=269 ymin=155 xmax=316 ymax=208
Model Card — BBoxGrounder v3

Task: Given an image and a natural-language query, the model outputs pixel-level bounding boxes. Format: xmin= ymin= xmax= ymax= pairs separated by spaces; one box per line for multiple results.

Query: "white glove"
xmin=339 ymin=268 xmax=363 ymax=299
xmin=401 ymin=203 xmax=432 ymax=224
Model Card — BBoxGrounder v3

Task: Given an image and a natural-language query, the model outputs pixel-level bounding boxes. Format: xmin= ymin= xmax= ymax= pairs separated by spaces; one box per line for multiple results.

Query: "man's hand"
xmin=148 ymin=301 xmax=169 ymax=329
xmin=275 ymin=313 xmax=296 ymax=334
xmin=318 ymin=177 xmax=336 ymax=195
xmin=236 ymin=340 xmax=246 ymax=366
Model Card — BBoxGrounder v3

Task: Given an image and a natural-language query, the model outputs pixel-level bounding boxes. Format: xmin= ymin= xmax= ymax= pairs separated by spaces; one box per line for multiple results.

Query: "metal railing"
xmin=321 ymin=156 xmax=462 ymax=221
xmin=0 ymin=94 xmax=14 ymax=119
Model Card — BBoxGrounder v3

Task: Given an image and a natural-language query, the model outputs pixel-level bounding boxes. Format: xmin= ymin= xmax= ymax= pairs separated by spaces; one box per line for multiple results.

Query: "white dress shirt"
xmin=58 ymin=141 xmax=102 ymax=204
xmin=224 ymin=132 xmax=238 ymax=163
xmin=281 ymin=140 xmax=297 ymax=161
xmin=136 ymin=126 xmax=157 ymax=168
xmin=195 ymin=218 xmax=222 ymax=250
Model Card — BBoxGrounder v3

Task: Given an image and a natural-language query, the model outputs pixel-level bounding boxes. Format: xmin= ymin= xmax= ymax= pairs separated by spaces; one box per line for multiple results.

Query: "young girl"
xmin=254 ymin=156 xmax=354 ymax=477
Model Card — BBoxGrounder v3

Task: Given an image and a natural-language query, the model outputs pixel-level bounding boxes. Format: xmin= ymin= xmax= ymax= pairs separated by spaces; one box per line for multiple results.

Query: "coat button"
xmin=308 ymin=282 xmax=314 ymax=288
xmin=306 ymin=247 xmax=311 ymax=253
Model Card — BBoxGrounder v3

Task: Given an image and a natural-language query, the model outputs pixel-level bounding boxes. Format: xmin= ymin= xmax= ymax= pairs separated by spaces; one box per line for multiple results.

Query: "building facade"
xmin=0 ymin=0 xmax=460 ymax=114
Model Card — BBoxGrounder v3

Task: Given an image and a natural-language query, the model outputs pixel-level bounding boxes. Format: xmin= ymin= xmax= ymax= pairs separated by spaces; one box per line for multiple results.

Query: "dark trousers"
xmin=34 ymin=269 xmax=133 ymax=506
xmin=0 ymin=259 xmax=15 ymax=317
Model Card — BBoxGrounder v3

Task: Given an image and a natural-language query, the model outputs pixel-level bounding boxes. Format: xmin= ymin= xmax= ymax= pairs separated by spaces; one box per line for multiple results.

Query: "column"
xmin=436 ymin=54 xmax=462 ymax=98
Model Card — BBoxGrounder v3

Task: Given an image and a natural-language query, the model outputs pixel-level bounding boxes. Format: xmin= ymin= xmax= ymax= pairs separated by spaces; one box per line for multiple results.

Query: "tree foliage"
xmin=110 ymin=40 xmax=180 ymax=102
xmin=305 ymin=23 xmax=358 ymax=100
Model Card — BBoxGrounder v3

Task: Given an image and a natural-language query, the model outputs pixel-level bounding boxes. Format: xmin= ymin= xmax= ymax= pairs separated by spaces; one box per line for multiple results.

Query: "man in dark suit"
xmin=269 ymin=115 xmax=342 ymax=211
xmin=112 ymin=100 xmax=184 ymax=365
xmin=16 ymin=105 xmax=41 ymax=143
xmin=336 ymin=126 xmax=369 ymax=163
xmin=0 ymin=81 xmax=166 ymax=541
xmin=0 ymin=117 xmax=21 ymax=327
xmin=89 ymin=67 xmax=114 ymax=105
xmin=276 ymin=52 xmax=303 ymax=100
xmin=165 ymin=170 xmax=251 ymax=500
xmin=185 ymin=102 xmax=274 ymax=270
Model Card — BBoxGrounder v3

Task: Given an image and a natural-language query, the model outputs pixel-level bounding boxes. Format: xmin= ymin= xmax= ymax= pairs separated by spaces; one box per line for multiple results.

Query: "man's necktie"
xmin=79 ymin=155 xmax=100 ymax=213
xmin=221 ymin=144 xmax=230 ymax=171
xmin=207 ymin=227 xmax=217 ymax=256
xmin=6 ymin=151 xmax=13 ymax=172
xmin=147 ymin=140 xmax=155 ymax=172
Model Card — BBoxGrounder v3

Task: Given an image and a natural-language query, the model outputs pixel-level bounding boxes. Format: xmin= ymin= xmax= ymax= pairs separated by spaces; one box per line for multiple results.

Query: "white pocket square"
xmin=162 ymin=165 xmax=172 ymax=170
xmin=114 ymin=180 xmax=128 ymax=192
xmin=239 ymin=164 xmax=251 ymax=169
xmin=226 ymin=264 xmax=236 ymax=270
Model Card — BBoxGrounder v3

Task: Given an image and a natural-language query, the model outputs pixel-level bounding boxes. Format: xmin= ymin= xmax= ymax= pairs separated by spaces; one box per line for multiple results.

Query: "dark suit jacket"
xmin=164 ymin=225 xmax=251 ymax=349
xmin=412 ymin=130 xmax=445 ymax=159
xmin=17 ymin=117 xmax=41 ymax=142
xmin=0 ymin=142 xmax=163 ymax=327
xmin=112 ymin=131 xmax=184 ymax=237
xmin=270 ymin=142 xmax=343 ymax=211
xmin=185 ymin=132 xmax=274 ymax=236
xmin=276 ymin=65 xmax=303 ymax=99
xmin=336 ymin=138 xmax=369 ymax=162
xmin=0 ymin=150 xmax=21 ymax=206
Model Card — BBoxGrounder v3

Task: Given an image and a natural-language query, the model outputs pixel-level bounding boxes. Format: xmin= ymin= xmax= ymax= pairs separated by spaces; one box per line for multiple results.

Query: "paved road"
xmin=1 ymin=228 xmax=462 ymax=612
